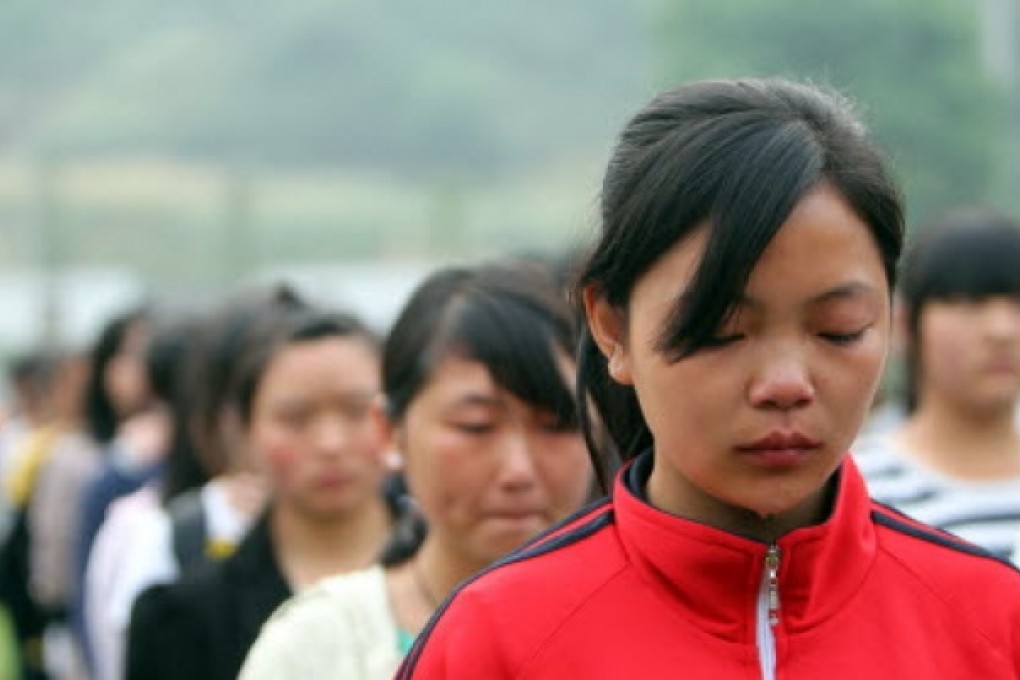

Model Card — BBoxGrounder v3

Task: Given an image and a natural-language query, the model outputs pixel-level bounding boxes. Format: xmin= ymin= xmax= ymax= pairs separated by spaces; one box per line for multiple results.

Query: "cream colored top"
xmin=240 ymin=565 xmax=402 ymax=680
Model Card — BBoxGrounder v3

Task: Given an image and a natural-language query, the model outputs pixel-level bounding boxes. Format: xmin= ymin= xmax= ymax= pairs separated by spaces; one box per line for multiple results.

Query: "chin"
xmin=737 ymin=489 xmax=812 ymax=523
xmin=745 ymin=502 xmax=796 ymax=522
xmin=482 ymin=531 xmax=535 ymax=557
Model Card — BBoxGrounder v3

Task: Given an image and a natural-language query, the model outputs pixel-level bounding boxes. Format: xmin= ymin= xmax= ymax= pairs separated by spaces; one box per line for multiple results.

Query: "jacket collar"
xmin=613 ymin=451 xmax=876 ymax=643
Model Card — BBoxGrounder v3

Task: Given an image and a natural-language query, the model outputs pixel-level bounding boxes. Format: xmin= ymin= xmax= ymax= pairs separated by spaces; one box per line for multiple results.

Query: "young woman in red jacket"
xmin=397 ymin=78 xmax=1020 ymax=679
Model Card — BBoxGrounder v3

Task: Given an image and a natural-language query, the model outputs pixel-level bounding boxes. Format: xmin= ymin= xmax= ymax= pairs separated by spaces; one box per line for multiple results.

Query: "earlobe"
xmin=384 ymin=448 xmax=404 ymax=472
xmin=370 ymin=396 xmax=399 ymax=467
xmin=582 ymin=285 xmax=634 ymax=385
xmin=607 ymin=346 xmax=632 ymax=385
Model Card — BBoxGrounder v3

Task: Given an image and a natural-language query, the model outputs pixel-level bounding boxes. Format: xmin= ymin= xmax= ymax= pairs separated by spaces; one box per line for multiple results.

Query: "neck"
xmin=413 ymin=532 xmax=489 ymax=604
xmin=272 ymin=495 xmax=392 ymax=589
xmin=898 ymin=393 xmax=1020 ymax=479
xmin=384 ymin=532 xmax=491 ymax=635
xmin=647 ymin=462 xmax=837 ymax=544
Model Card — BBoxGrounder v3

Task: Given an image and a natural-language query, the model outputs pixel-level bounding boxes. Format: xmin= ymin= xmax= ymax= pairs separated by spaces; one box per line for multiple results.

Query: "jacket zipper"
xmin=756 ymin=544 xmax=780 ymax=680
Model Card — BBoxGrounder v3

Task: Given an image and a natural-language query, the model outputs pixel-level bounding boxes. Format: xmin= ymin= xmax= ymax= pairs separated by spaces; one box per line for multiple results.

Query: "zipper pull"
xmin=766 ymin=544 xmax=781 ymax=627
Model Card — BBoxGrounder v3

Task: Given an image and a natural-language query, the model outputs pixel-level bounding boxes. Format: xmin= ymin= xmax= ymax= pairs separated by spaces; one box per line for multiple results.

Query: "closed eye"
xmin=702 ymin=334 xmax=745 ymax=349
xmin=452 ymin=422 xmax=495 ymax=435
xmin=819 ymin=329 xmax=867 ymax=345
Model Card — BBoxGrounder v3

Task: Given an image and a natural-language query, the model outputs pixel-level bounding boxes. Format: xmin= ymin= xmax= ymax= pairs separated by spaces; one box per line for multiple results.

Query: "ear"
xmin=582 ymin=284 xmax=633 ymax=385
xmin=371 ymin=396 xmax=402 ymax=471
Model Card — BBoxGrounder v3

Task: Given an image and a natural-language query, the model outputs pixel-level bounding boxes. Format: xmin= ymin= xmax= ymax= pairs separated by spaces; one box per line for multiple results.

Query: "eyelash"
xmin=703 ymin=334 xmax=744 ymax=348
xmin=703 ymin=329 xmax=868 ymax=348
xmin=454 ymin=422 xmax=494 ymax=435
xmin=819 ymin=329 xmax=867 ymax=345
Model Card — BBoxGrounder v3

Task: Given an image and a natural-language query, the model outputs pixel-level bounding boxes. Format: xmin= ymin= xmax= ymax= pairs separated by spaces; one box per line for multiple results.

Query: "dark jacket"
xmin=125 ymin=513 xmax=290 ymax=680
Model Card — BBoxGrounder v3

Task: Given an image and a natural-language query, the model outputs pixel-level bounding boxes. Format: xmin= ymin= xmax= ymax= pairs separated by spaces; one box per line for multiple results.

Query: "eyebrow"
xmin=736 ymin=282 xmax=880 ymax=308
xmin=271 ymin=387 xmax=379 ymax=406
xmin=808 ymin=282 xmax=880 ymax=305
xmin=450 ymin=393 xmax=502 ymax=409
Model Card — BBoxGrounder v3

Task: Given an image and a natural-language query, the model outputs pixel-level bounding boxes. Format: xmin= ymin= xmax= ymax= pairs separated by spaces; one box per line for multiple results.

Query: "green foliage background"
xmin=0 ymin=0 xmax=1013 ymax=289
xmin=654 ymin=0 xmax=1008 ymax=224
xmin=0 ymin=0 xmax=649 ymax=176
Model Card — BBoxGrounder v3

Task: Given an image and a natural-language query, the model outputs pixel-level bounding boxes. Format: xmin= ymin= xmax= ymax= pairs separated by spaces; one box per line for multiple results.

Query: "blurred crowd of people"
xmin=0 ymin=255 xmax=596 ymax=680
xmin=0 ymin=82 xmax=1018 ymax=679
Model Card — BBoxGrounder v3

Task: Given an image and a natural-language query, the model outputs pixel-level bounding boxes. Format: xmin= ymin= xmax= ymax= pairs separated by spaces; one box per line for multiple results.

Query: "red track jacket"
xmin=397 ymin=452 xmax=1020 ymax=679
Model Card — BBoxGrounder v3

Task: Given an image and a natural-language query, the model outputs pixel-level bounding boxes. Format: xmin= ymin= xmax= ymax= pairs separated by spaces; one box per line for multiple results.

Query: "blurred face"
xmin=587 ymin=183 xmax=891 ymax=525
xmin=105 ymin=321 xmax=151 ymax=418
xmin=398 ymin=355 xmax=591 ymax=566
xmin=249 ymin=336 xmax=386 ymax=521
xmin=916 ymin=295 xmax=1020 ymax=414
xmin=50 ymin=355 xmax=90 ymax=424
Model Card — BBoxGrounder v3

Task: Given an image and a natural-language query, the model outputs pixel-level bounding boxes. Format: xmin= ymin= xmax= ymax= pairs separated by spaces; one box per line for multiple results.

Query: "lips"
xmin=735 ymin=431 xmax=823 ymax=468
xmin=737 ymin=431 xmax=823 ymax=451
xmin=485 ymin=509 xmax=545 ymax=522
xmin=985 ymin=356 xmax=1020 ymax=374
xmin=316 ymin=470 xmax=355 ymax=487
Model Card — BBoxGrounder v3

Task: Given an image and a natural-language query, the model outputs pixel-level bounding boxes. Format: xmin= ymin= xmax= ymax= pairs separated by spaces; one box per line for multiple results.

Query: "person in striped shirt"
xmin=855 ymin=207 xmax=1020 ymax=560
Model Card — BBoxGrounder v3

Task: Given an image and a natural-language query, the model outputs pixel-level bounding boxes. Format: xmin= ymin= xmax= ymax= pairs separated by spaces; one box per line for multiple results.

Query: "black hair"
xmin=384 ymin=262 xmax=578 ymax=428
xmin=6 ymin=350 xmax=60 ymax=416
xmin=162 ymin=284 xmax=306 ymax=504
xmin=575 ymin=78 xmax=905 ymax=490
xmin=233 ymin=307 xmax=378 ymax=427
xmin=899 ymin=207 xmax=1020 ymax=412
xmin=138 ymin=313 xmax=203 ymax=504
xmin=144 ymin=314 xmax=200 ymax=405
xmin=8 ymin=351 xmax=57 ymax=388
xmin=83 ymin=306 xmax=150 ymax=445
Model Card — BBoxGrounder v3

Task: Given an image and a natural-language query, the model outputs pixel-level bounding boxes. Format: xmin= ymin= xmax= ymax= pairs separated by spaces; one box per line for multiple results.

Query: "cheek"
xmin=841 ymin=332 xmax=888 ymax=391
xmin=254 ymin=427 xmax=305 ymax=483
xmin=106 ymin=358 xmax=146 ymax=406
xmin=407 ymin=434 xmax=488 ymax=522
xmin=538 ymin=439 xmax=594 ymax=510
xmin=637 ymin=361 xmax=729 ymax=444
xmin=919 ymin=319 xmax=972 ymax=381
xmin=826 ymin=350 xmax=886 ymax=443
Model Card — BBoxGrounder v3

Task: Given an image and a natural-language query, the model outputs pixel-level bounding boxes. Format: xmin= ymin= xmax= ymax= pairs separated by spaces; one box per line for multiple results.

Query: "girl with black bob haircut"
xmin=398 ymin=79 xmax=1020 ymax=678
xmin=898 ymin=208 xmax=1020 ymax=414
xmin=858 ymin=208 xmax=1020 ymax=559
xmin=240 ymin=262 xmax=592 ymax=679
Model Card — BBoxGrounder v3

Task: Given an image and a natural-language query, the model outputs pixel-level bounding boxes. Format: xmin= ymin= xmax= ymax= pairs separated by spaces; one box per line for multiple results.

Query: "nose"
xmin=496 ymin=430 xmax=539 ymax=490
xmin=748 ymin=346 xmax=816 ymax=411
xmin=313 ymin=416 xmax=348 ymax=455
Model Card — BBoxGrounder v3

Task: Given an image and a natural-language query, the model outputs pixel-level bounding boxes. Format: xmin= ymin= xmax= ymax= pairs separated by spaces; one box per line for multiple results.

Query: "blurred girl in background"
xmin=858 ymin=208 xmax=1020 ymax=559
xmin=11 ymin=307 xmax=150 ymax=678
xmin=83 ymin=286 xmax=301 ymax=680
xmin=127 ymin=304 xmax=393 ymax=680
xmin=240 ymin=262 xmax=593 ymax=679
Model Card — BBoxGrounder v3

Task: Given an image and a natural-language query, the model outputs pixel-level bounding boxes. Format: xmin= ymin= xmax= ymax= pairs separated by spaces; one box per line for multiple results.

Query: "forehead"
xmin=261 ymin=337 xmax=379 ymax=389
xmin=420 ymin=355 xmax=499 ymax=398
xmin=636 ymin=184 xmax=885 ymax=308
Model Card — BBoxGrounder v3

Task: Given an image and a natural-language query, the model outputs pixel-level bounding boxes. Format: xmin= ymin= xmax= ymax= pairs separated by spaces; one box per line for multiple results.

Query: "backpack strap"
xmin=166 ymin=490 xmax=208 ymax=573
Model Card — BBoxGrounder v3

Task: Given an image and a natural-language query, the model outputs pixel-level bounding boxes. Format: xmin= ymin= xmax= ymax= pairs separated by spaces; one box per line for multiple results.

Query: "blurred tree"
xmin=651 ymin=0 xmax=1006 ymax=224
xmin=0 ymin=0 xmax=649 ymax=179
